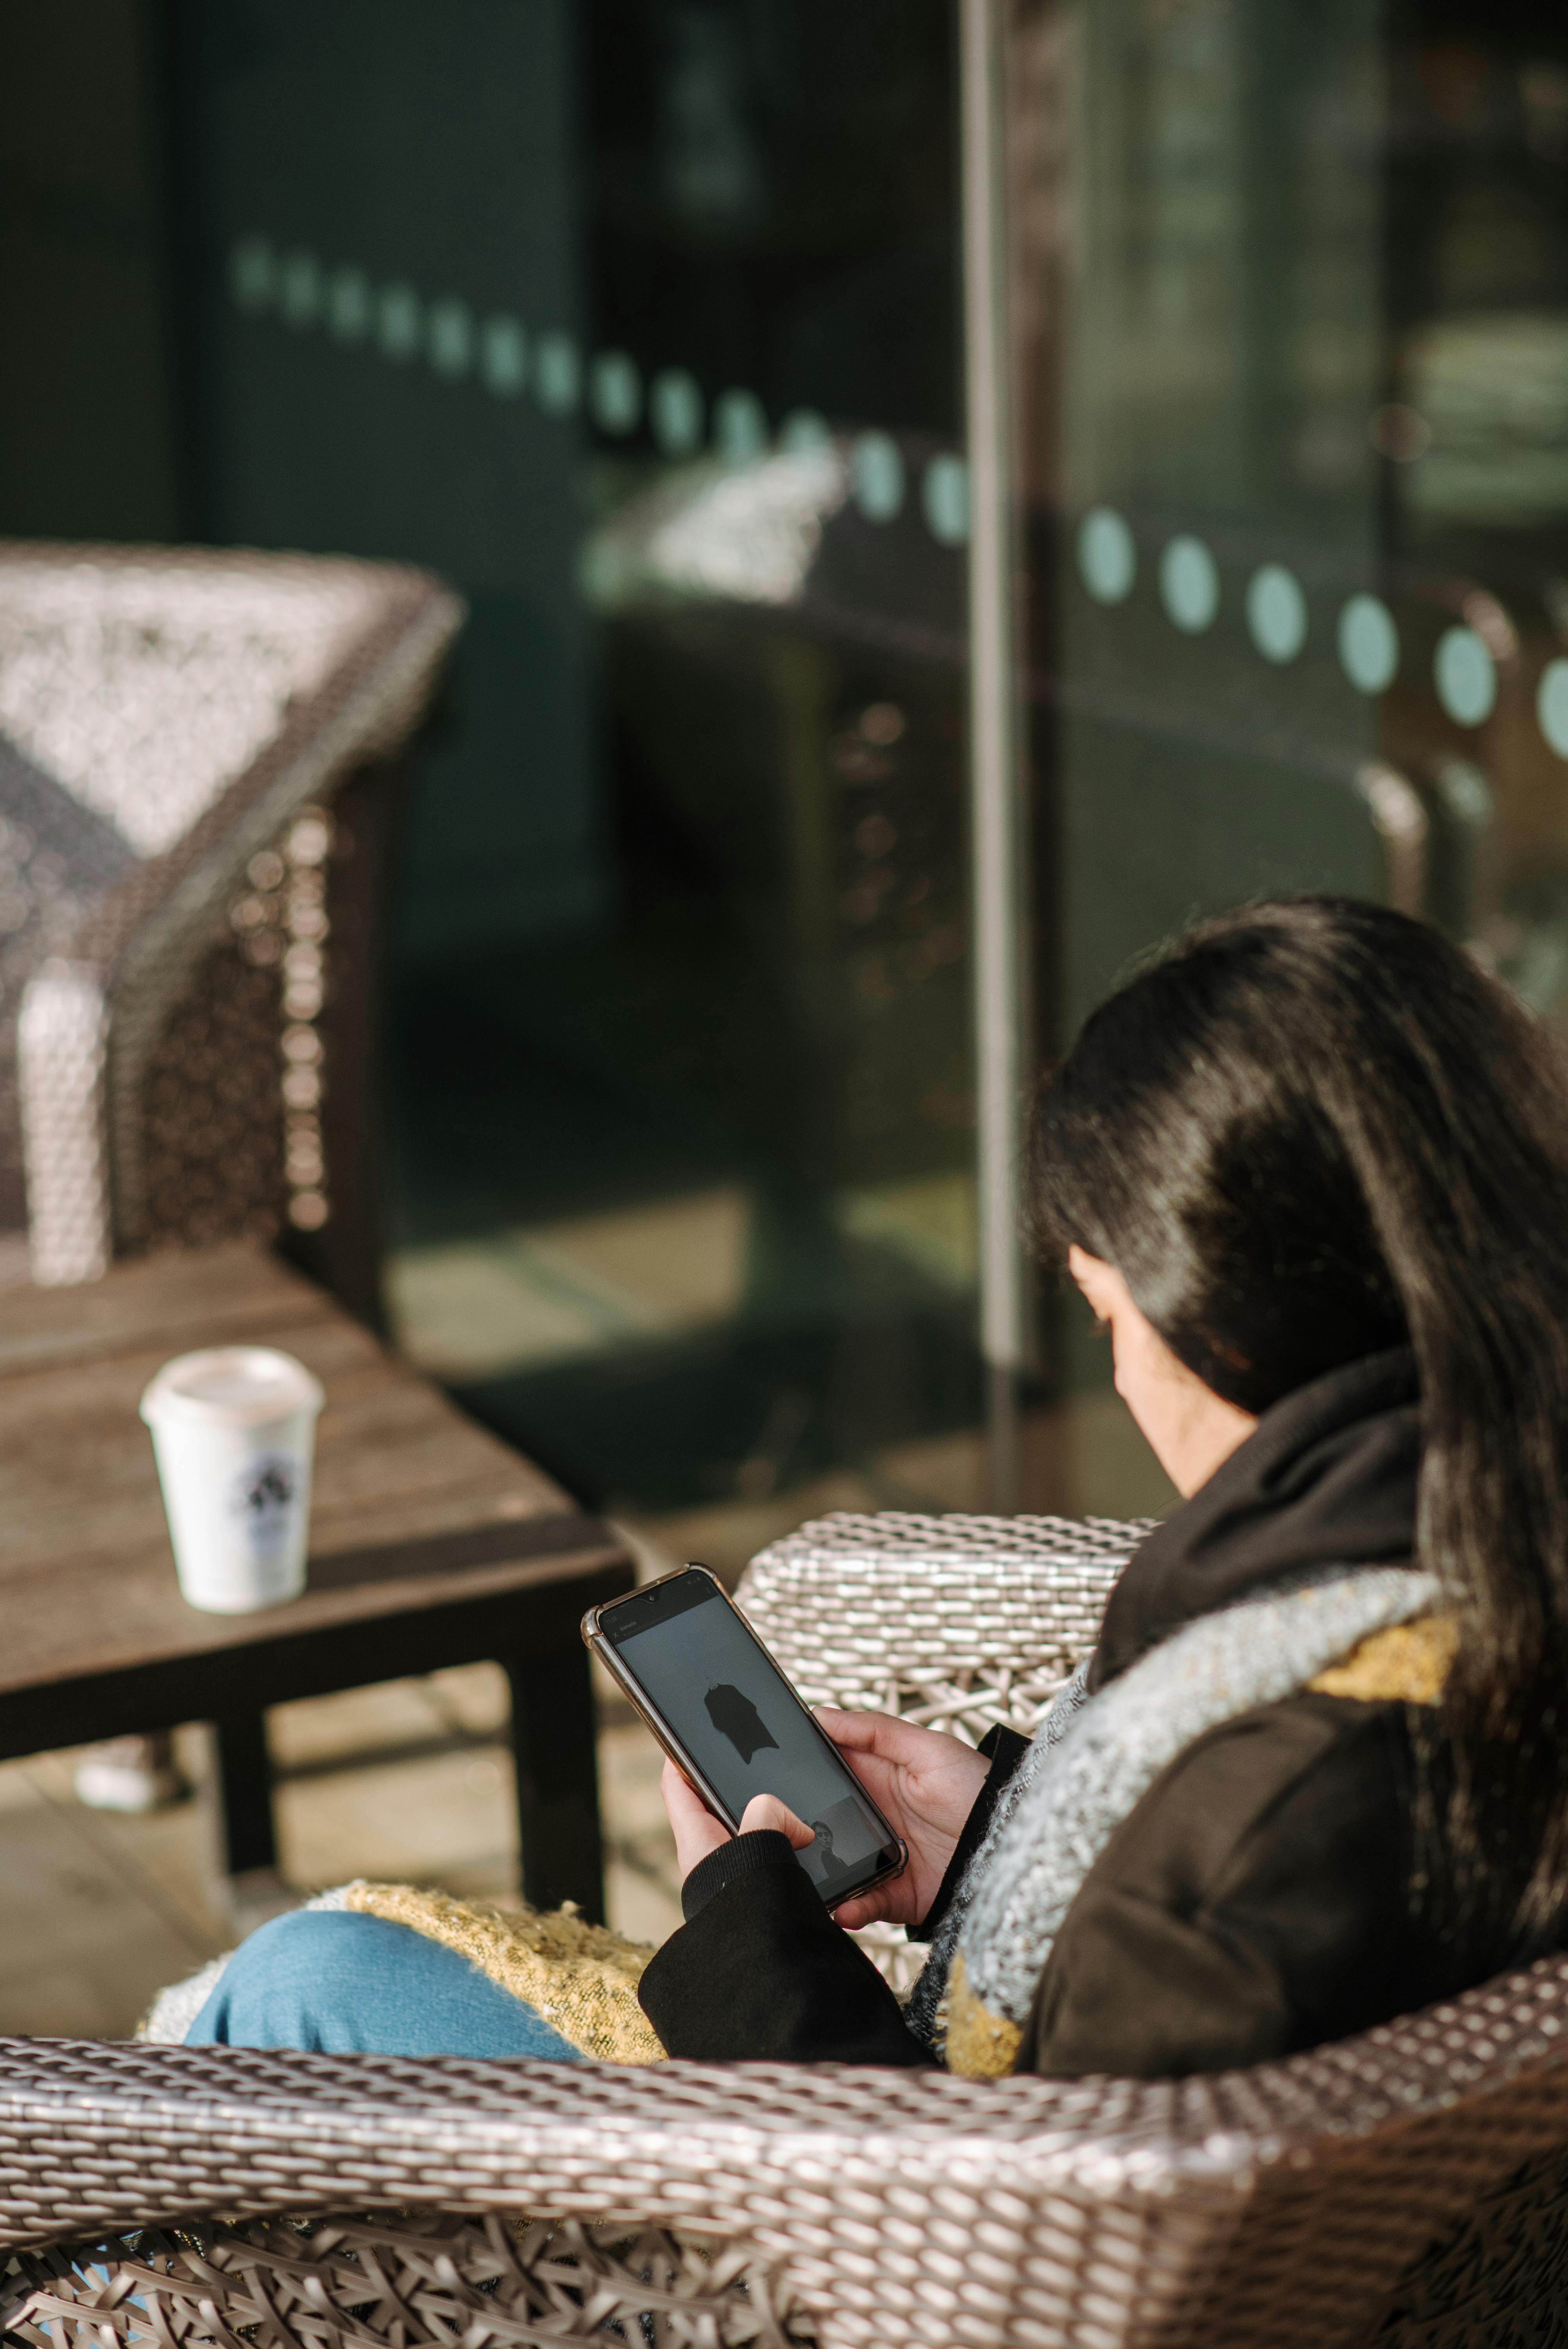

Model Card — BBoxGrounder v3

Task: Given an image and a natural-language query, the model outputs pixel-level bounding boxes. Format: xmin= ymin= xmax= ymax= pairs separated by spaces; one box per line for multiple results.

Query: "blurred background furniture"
xmin=0 ymin=541 xmax=463 ymax=1816
xmin=0 ymin=1240 xmax=633 ymax=1926
xmin=7 ymin=0 xmax=1568 ymax=1665
xmin=0 ymin=540 xmax=462 ymax=1320
xmin=4 ymin=1510 xmax=1568 ymax=2349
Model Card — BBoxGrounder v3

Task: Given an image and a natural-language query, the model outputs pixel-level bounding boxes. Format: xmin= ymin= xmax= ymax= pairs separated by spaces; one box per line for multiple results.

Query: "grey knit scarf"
xmin=906 ymin=1564 xmax=1440 ymax=2051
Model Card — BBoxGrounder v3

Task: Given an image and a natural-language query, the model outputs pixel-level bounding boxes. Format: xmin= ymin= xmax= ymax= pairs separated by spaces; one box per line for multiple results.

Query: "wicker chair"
xmin=0 ymin=541 xmax=462 ymax=1320
xmin=5 ymin=1510 xmax=1568 ymax=2349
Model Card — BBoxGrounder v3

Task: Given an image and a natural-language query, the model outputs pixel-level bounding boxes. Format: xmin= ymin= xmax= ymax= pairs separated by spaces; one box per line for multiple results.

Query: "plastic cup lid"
xmin=139 ymin=1346 xmax=325 ymax=1428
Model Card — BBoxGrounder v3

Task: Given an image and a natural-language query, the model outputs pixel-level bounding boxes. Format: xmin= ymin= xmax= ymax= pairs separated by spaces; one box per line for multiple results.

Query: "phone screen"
xmin=598 ymin=1571 xmax=901 ymax=1902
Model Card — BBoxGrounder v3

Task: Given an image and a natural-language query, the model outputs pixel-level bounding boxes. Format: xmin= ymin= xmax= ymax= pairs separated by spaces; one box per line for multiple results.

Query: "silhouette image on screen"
xmin=704 ymin=1682 xmax=778 ymax=1764
xmin=614 ymin=1593 xmax=890 ymax=1892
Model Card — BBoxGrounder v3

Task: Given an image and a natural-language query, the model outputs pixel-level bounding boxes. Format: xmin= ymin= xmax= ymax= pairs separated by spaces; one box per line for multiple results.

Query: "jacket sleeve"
xmin=638 ymin=1727 xmax=1033 ymax=2066
xmin=1022 ymin=1694 xmax=1417 ymax=2078
xmin=637 ymin=1830 xmax=934 ymax=2064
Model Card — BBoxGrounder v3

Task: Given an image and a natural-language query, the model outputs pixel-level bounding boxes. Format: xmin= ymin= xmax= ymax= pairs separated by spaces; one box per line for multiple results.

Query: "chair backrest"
xmin=5 ymin=1504 xmax=1568 ymax=2344
xmin=738 ymin=1507 xmax=1153 ymax=1736
xmin=737 ymin=1508 xmax=1152 ymax=1988
xmin=0 ymin=543 xmax=461 ymax=1294
xmin=6 ymin=1964 xmax=1568 ymax=2347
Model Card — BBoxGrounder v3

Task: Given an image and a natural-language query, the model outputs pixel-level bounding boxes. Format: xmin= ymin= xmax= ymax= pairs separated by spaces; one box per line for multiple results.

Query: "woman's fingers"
xmin=739 ymin=1791 xmax=815 ymax=1847
xmin=663 ymin=1766 xmax=816 ymax=1867
xmin=829 ymin=1882 xmax=916 ymax=1930
xmin=817 ymin=1710 xmax=925 ymax=1766
xmin=814 ymin=1704 xmax=908 ymax=1750
xmin=825 ymin=1889 xmax=883 ymax=1930
xmin=660 ymin=1756 xmax=703 ymax=1818
xmin=660 ymin=1758 xmax=732 ymax=1878
xmin=816 ymin=1705 xmax=975 ymax=1769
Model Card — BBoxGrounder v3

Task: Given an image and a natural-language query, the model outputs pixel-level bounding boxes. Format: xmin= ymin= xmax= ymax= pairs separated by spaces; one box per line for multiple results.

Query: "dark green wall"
xmin=174 ymin=0 xmax=601 ymax=963
xmin=0 ymin=0 xmax=183 ymax=539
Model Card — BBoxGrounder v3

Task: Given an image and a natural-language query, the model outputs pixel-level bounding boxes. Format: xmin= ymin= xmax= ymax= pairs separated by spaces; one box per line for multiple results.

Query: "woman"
xmin=190 ymin=897 xmax=1568 ymax=2078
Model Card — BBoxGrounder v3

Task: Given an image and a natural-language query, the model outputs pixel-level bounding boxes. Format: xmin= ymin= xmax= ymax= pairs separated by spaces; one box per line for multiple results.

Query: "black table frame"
xmin=0 ymin=1541 xmax=634 ymax=1923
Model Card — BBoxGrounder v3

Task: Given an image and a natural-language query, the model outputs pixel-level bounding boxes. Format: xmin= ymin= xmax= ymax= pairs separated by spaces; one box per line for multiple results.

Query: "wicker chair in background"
xmin=0 ymin=540 xmax=463 ymax=1323
xmin=5 ymin=1511 xmax=1568 ymax=2349
xmin=0 ymin=540 xmax=462 ymax=1814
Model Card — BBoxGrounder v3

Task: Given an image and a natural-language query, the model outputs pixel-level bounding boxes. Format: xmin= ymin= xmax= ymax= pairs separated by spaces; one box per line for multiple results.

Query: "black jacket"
xmin=640 ymin=1350 xmax=1517 ymax=2076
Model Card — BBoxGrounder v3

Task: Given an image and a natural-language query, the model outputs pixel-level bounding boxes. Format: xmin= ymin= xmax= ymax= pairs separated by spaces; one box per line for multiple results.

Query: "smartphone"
xmin=583 ymin=1564 xmax=906 ymax=1908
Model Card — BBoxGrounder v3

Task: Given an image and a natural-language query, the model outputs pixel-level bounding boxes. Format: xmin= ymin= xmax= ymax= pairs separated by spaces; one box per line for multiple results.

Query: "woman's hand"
xmin=661 ymin=1759 xmax=816 ymax=1880
xmin=813 ymin=1709 xmax=990 ymax=1929
xmin=659 ymin=1709 xmax=991 ymax=1931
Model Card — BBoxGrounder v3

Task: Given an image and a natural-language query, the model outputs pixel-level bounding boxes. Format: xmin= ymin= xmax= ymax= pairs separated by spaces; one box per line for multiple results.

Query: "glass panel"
xmin=175 ymin=1 xmax=983 ymax=1565
xmin=1384 ymin=7 xmax=1568 ymax=997
xmin=1010 ymin=0 xmax=1568 ymax=1510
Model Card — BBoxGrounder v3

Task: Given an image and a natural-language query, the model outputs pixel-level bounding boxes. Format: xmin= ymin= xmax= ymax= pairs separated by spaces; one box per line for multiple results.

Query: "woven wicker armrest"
xmin=6 ymin=1957 xmax=1568 ymax=2348
xmin=738 ymin=1510 xmax=1156 ymax=1998
xmin=737 ymin=1510 xmax=1155 ymax=1743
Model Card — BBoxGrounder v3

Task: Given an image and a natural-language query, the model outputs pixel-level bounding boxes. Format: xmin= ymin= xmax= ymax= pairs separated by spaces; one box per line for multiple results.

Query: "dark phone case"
xmin=582 ymin=1563 xmax=907 ymax=1908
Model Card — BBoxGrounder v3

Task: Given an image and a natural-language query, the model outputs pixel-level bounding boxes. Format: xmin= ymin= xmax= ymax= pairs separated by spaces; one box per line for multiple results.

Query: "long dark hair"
xmin=1032 ymin=896 xmax=1568 ymax=1948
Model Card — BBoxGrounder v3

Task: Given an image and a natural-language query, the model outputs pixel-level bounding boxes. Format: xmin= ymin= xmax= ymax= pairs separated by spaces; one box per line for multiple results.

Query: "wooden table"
xmin=0 ymin=1244 xmax=635 ymax=1920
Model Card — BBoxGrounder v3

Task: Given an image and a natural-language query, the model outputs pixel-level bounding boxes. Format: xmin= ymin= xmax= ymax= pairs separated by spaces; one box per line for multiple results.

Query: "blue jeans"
xmin=185 ymin=1909 xmax=585 ymax=2060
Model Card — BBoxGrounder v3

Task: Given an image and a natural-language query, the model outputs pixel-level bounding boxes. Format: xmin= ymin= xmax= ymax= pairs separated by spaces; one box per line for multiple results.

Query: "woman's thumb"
xmin=739 ymin=1792 xmax=815 ymax=1848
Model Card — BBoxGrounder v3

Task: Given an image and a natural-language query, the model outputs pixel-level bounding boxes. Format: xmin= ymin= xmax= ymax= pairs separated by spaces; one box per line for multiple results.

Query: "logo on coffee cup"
xmin=228 ymin=1455 xmax=298 ymax=1551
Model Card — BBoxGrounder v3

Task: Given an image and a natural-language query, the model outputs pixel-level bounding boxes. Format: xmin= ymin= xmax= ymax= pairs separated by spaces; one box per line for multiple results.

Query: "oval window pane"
xmin=1078 ymin=507 xmax=1136 ymax=604
xmin=1435 ymin=625 xmax=1497 ymax=727
xmin=1338 ymin=593 xmax=1399 ymax=693
xmin=480 ymin=315 xmax=528 ymax=398
xmin=650 ymin=368 xmax=704 ymax=455
xmin=378 ymin=283 xmax=422 ymax=362
xmin=715 ymin=387 xmax=768 ymax=462
xmin=851 ymin=431 xmax=905 ymax=522
xmin=280 ymin=250 xmax=321 ymax=329
xmin=230 ymin=234 xmax=276 ymax=312
xmin=1539 ymin=659 xmax=1568 ymax=759
xmin=428 ymin=297 xmax=474 ymax=378
xmin=327 ymin=267 xmax=371 ymax=344
xmin=535 ymin=331 xmax=582 ymax=416
xmin=780 ymin=408 xmax=832 ymax=456
xmin=590 ymin=351 xmax=641 ymax=434
xmin=922 ymin=454 xmax=970 ymax=546
xmin=1246 ymin=564 xmax=1307 ymax=663
xmin=1159 ymin=535 xmax=1219 ymax=633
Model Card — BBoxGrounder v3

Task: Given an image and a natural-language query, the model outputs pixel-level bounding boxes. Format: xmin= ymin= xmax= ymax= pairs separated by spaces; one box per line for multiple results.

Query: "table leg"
xmin=506 ymin=1644 xmax=606 ymax=1923
xmin=210 ymin=1712 xmax=278 ymax=1875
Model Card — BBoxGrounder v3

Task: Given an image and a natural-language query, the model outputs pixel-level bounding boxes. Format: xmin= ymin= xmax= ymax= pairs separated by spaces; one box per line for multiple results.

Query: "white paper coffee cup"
xmin=140 ymin=1347 xmax=325 ymax=1613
